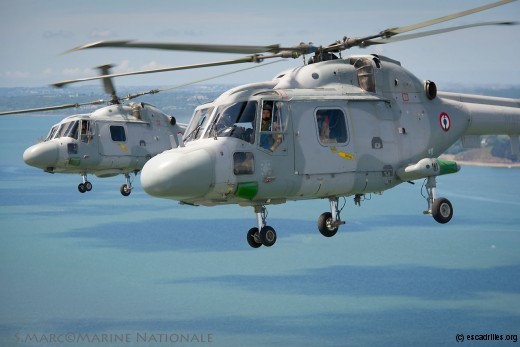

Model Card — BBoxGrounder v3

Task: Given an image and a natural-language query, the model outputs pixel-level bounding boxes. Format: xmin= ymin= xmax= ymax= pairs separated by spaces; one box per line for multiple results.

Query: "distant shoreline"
xmin=440 ymin=154 xmax=520 ymax=168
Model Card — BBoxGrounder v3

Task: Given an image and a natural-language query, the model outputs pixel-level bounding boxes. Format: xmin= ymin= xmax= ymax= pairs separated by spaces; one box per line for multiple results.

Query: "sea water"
xmin=1 ymin=115 xmax=519 ymax=346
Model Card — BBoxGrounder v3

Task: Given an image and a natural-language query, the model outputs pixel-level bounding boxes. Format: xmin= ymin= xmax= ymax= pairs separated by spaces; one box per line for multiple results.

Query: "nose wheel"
xmin=246 ymin=206 xmax=277 ymax=248
xmin=78 ymin=174 xmax=92 ymax=193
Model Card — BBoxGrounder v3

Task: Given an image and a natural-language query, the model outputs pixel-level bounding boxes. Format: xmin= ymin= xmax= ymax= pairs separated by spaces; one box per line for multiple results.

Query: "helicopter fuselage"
xmin=141 ymin=54 xmax=519 ymax=206
xmin=23 ymin=102 xmax=182 ymax=194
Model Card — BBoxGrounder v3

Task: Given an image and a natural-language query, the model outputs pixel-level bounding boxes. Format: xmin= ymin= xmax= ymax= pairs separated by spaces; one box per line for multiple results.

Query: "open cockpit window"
xmin=184 ymin=106 xmax=214 ymax=143
xmin=209 ymin=101 xmax=257 ymax=143
xmin=258 ymin=100 xmax=287 ymax=152
xmin=80 ymin=120 xmax=93 ymax=143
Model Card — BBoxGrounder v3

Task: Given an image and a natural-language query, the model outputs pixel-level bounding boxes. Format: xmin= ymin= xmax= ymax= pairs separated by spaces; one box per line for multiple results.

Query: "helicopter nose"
xmin=23 ymin=142 xmax=58 ymax=169
xmin=141 ymin=149 xmax=214 ymax=200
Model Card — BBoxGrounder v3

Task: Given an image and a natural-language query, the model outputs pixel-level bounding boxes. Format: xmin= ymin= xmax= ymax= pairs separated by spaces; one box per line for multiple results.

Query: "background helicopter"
xmin=51 ymin=0 xmax=520 ymax=248
xmin=0 ymin=59 xmax=282 ymax=195
xmin=0 ymin=65 xmax=187 ymax=196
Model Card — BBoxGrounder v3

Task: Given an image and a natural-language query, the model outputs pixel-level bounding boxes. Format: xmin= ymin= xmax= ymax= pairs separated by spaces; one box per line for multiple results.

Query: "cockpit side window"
xmin=210 ymin=101 xmax=257 ymax=143
xmin=45 ymin=125 xmax=59 ymax=141
xmin=52 ymin=121 xmax=79 ymax=140
xmin=63 ymin=121 xmax=79 ymax=139
xmin=184 ymin=107 xmax=214 ymax=143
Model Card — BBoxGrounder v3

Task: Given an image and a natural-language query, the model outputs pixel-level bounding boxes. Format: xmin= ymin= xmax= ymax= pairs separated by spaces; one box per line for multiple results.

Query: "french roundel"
xmin=439 ymin=112 xmax=451 ymax=132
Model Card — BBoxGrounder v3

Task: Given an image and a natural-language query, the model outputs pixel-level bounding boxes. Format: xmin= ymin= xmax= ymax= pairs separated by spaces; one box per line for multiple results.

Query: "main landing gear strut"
xmin=318 ymin=197 xmax=346 ymax=237
xmin=120 ymin=173 xmax=133 ymax=196
xmin=423 ymin=176 xmax=453 ymax=224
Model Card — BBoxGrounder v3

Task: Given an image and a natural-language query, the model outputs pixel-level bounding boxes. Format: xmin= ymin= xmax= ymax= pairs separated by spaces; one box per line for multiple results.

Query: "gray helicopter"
xmin=0 ymin=66 xmax=185 ymax=195
xmin=10 ymin=0 xmax=520 ymax=247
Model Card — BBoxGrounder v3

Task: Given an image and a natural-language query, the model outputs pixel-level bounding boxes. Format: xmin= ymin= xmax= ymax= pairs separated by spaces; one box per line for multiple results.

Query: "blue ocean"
xmin=1 ymin=115 xmax=519 ymax=346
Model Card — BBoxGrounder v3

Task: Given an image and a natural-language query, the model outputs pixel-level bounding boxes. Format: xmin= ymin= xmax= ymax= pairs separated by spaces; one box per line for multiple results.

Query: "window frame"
xmin=257 ymin=100 xmax=287 ymax=152
xmin=314 ymin=108 xmax=349 ymax=146
xmin=110 ymin=125 xmax=127 ymax=142
xmin=233 ymin=152 xmax=255 ymax=176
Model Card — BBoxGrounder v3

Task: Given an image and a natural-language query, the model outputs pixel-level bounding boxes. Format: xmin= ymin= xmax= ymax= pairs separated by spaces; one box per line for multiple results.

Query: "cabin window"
xmin=258 ymin=100 xmax=286 ymax=152
xmin=233 ymin=152 xmax=254 ymax=175
xmin=315 ymin=109 xmax=348 ymax=145
xmin=211 ymin=101 xmax=257 ymax=143
xmin=110 ymin=126 xmax=126 ymax=142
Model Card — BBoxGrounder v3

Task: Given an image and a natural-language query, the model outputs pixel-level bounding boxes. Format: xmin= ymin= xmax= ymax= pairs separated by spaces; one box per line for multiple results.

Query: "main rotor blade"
xmin=69 ymin=40 xmax=286 ymax=55
xmin=379 ymin=0 xmax=516 ymax=38
xmin=335 ymin=0 xmax=517 ymax=50
xmin=52 ymin=55 xmax=277 ymax=88
xmin=363 ymin=21 xmax=517 ymax=46
xmin=122 ymin=59 xmax=284 ymax=100
xmin=66 ymin=1 xmax=515 ymax=59
xmin=0 ymin=100 xmax=105 ymax=116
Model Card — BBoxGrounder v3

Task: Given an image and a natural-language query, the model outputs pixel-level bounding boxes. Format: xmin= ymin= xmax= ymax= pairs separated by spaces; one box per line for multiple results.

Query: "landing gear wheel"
xmin=78 ymin=183 xmax=87 ymax=193
xmin=120 ymin=184 xmax=131 ymax=196
xmin=247 ymin=228 xmax=262 ymax=248
xmin=318 ymin=212 xmax=339 ymax=237
xmin=85 ymin=181 xmax=92 ymax=191
xmin=432 ymin=197 xmax=453 ymax=224
xmin=259 ymin=226 xmax=277 ymax=247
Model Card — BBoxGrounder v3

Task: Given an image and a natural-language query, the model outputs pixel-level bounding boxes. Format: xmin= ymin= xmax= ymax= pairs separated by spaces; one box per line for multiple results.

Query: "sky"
xmin=0 ymin=0 xmax=519 ymax=90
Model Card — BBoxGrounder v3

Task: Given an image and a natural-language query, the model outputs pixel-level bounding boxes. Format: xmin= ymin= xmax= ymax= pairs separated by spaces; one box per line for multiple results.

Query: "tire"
xmin=120 ymin=184 xmax=131 ymax=196
xmin=85 ymin=181 xmax=92 ymax=191
xmin=78 ymin=183 xmax=87 ymax=193
xmin=432 ymin=197 xmax=453 ymax=224
xmin=318 ymin=212 xmax=339 ymax=237
xmin=260 ymin=226 xmax=277 ymax=247
xmin=247 ymin=228 xmax=262 ymax=248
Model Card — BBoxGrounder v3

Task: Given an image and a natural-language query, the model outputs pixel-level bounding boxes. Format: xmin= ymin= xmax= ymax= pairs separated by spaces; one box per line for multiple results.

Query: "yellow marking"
xmin=330 ymin=147 xmax=355 ymax=160
xmin=117 ymin=143 xmax=129 ymax=153
xmin=338 ymin=152 xmax=355 ymax=160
